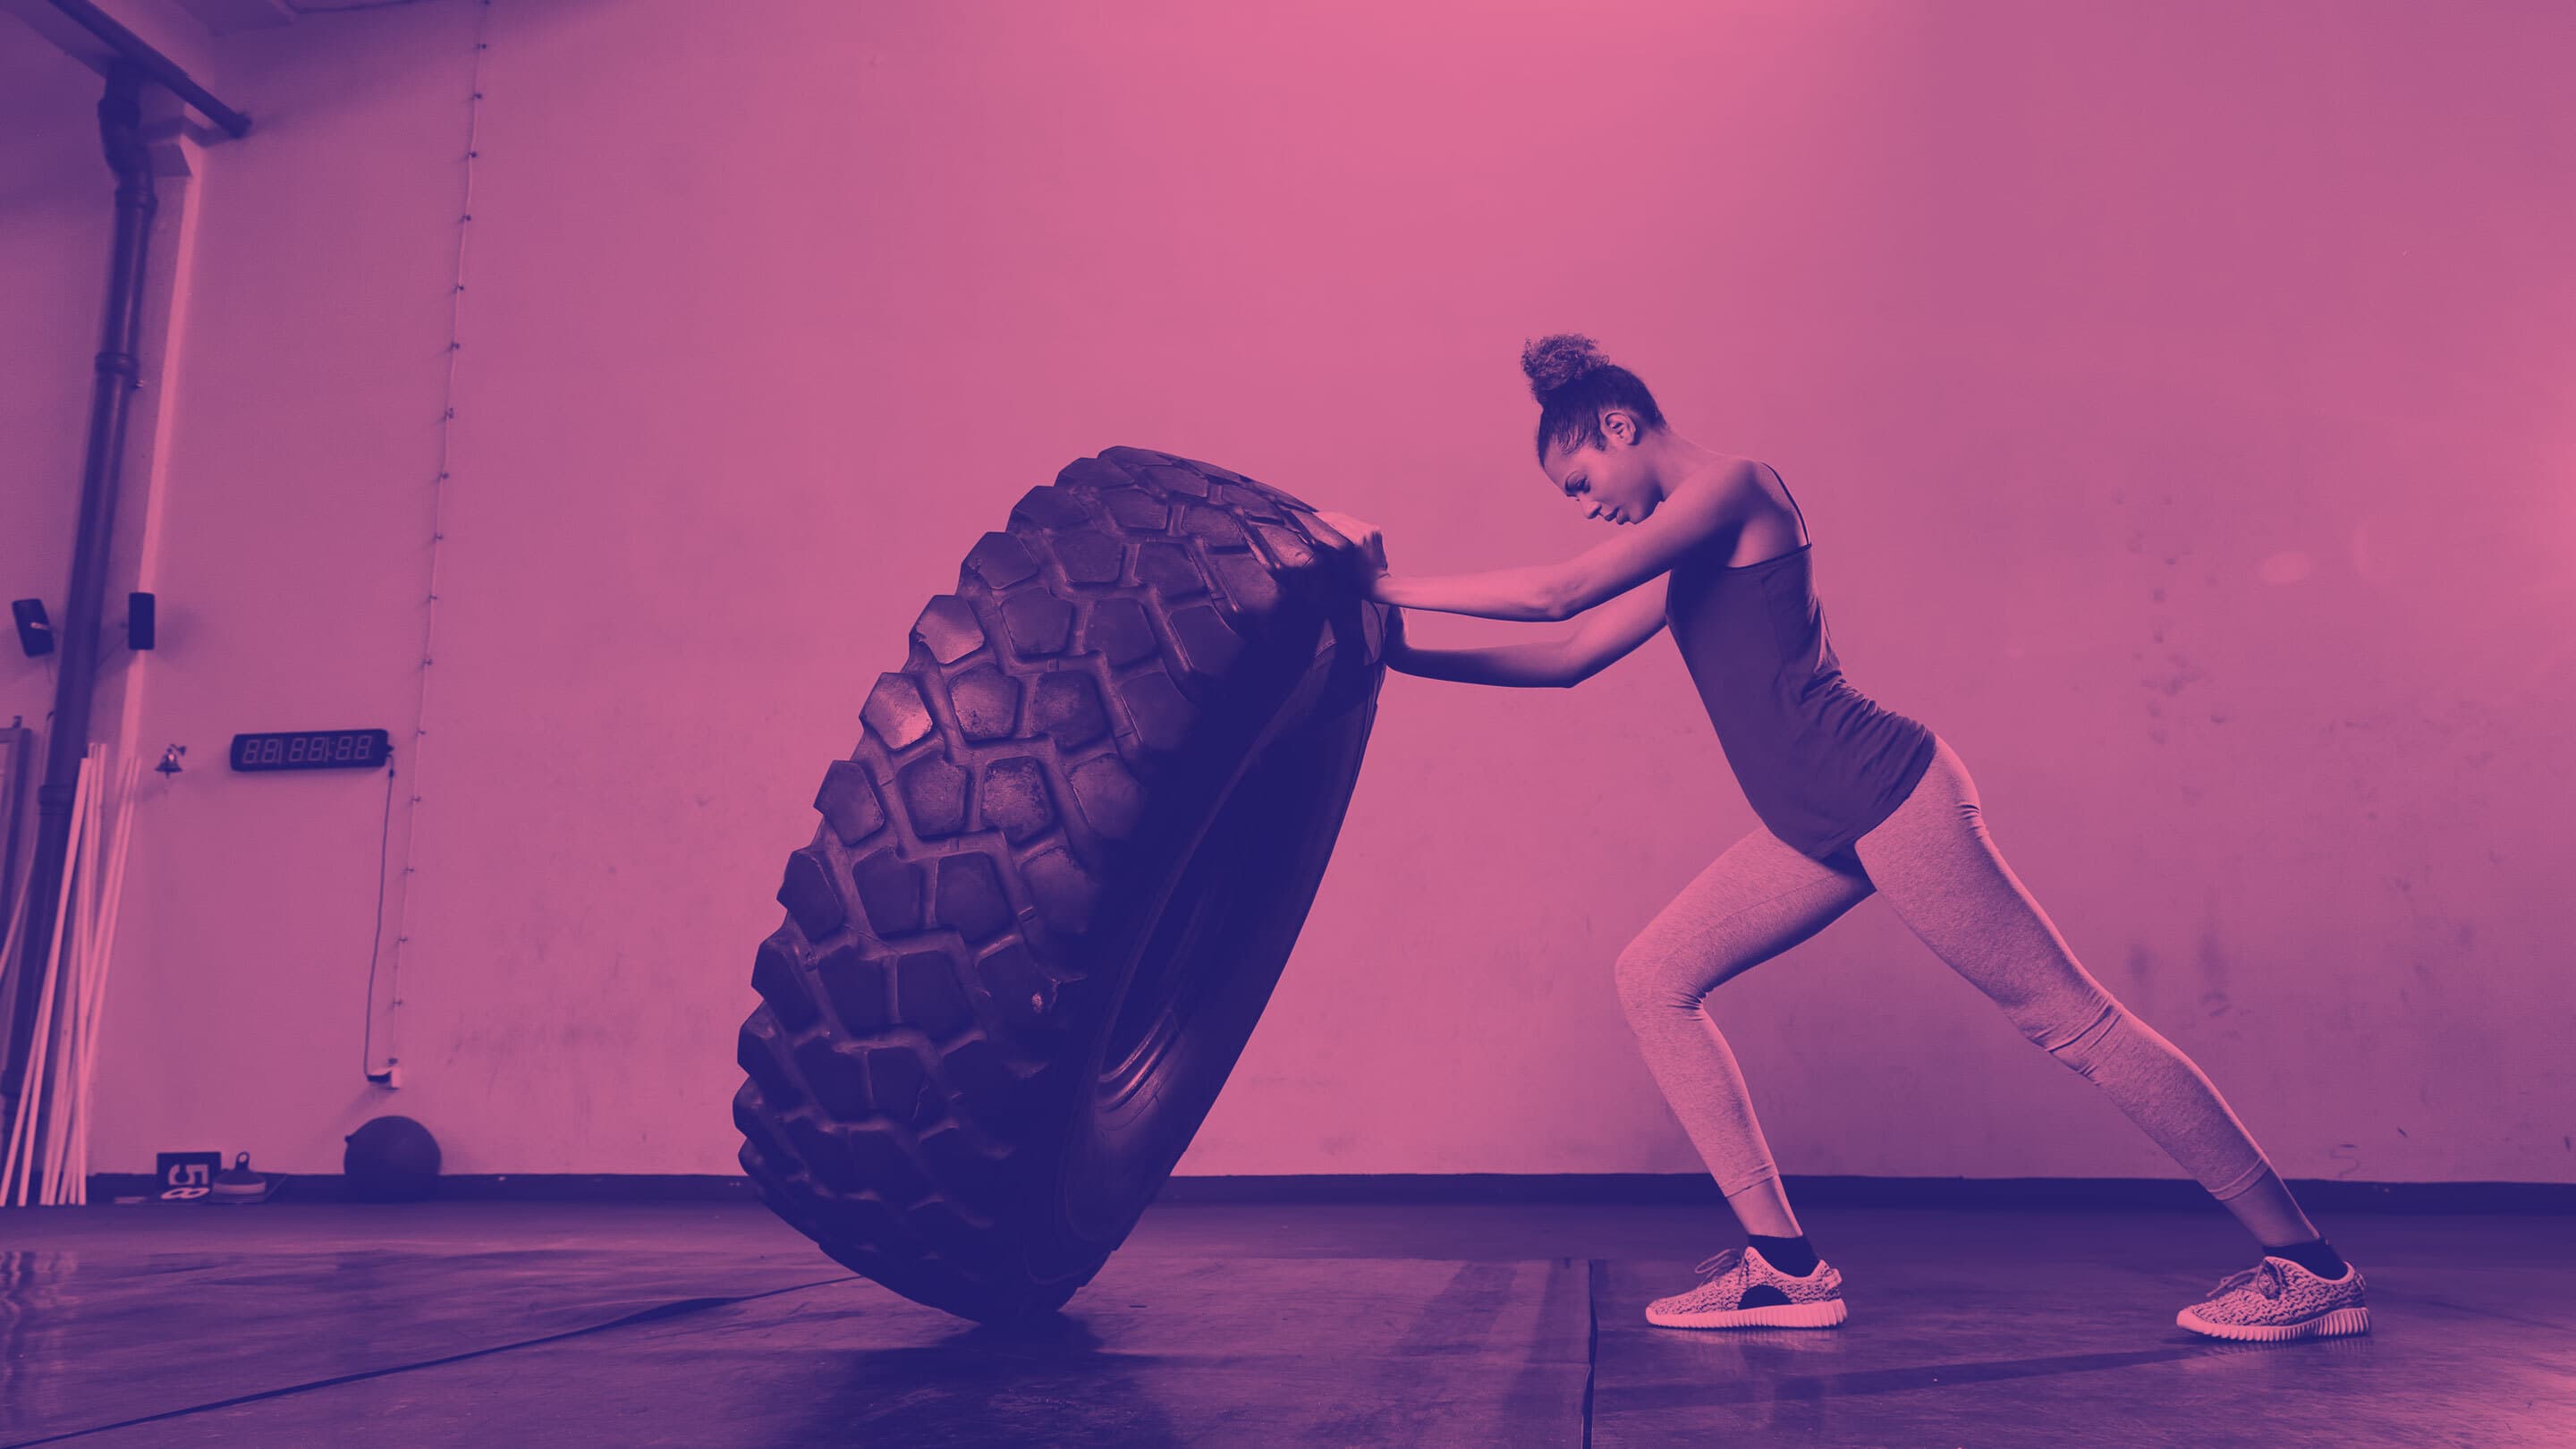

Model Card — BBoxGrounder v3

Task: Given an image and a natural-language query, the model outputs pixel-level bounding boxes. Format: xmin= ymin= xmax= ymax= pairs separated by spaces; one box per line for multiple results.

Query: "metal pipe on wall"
xmin=40 ymin=0 xmax=253 ymax=138
xmin=0 ymin=63 xmax=160 ymax=1155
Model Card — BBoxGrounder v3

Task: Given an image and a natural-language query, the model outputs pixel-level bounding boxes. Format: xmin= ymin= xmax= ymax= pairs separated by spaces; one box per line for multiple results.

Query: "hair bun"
xmin=1521 ymin=333 xmax=1608 ymax=400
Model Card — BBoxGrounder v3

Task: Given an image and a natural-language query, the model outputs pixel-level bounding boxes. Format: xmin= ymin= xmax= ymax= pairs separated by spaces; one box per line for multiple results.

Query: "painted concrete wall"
xmin=3 ymin=0 xmax=2569 ymax=1185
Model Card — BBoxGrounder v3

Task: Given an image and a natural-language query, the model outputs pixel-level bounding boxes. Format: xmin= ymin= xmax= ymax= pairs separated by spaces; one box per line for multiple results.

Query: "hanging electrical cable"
xmin=366 ymin=0 xmax=495 ymax=1086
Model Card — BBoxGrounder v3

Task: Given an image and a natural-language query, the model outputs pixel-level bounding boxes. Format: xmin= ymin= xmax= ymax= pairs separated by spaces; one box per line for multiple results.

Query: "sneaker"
xmin=1644 ymin=1244 xmax=1849 ymax=1329
xmin=2177 ymin=1254 xmax=2370 ymax=1341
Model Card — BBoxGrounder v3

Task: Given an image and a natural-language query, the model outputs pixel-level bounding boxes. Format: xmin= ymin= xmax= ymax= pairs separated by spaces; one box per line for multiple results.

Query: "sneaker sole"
xmin=2175 ymin=1304 xmax=2370 ymax=1341
xmin=1646 ymin=1297 xmax=1849 ymax=1330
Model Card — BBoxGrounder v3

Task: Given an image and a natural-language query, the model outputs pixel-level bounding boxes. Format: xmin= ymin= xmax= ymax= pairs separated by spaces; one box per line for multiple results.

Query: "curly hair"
xmin=1520 ymin=333 xmax=1667 ymax=463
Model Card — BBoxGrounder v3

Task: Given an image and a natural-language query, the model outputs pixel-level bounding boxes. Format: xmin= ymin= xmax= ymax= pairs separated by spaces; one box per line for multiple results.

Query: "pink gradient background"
xmin=1 ymin=0 xmax=2570 ymax=1185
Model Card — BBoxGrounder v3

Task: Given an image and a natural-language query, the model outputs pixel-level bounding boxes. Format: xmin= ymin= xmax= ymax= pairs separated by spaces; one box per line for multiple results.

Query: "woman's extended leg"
xmin=1614 ymin=826 xmax=1876 ymax=1238
xmin=1849 ymin=734 xmax=2321 ymax=1248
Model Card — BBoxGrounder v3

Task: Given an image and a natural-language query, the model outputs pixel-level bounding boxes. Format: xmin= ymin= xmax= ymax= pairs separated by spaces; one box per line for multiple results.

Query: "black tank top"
xmin=1663 ymin=470 xmax=1936 ymax=868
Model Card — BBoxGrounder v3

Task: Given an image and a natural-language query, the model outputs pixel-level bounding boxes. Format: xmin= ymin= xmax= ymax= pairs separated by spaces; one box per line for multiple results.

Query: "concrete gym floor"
xmin=2 ymin=1200 xmax=2567 ymax=1447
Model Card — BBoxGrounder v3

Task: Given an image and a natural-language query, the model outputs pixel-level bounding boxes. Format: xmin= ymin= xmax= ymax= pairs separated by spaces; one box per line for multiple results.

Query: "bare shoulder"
xmin=1667 ymin=454 xmax=1767 ymax=514
xmin=1716 ymin=455 xmax=1808 ymax=561
xmin=1711 ymin=453 xmax=1782 ymax=496
xmin=1645 ymin=456 xmax=1786 ymax=565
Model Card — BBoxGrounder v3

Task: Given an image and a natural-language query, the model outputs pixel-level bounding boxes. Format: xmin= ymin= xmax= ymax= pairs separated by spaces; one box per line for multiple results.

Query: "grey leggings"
xmin=1614 ymin=733 xmax=2274 ymax=1210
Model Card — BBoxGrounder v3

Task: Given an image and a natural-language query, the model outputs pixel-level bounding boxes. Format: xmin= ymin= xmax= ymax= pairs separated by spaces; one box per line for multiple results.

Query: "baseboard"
xmin=1148 ymin=1174 xmax=2576 ymax=1213
xmin=80 ymin=1171 xmax=2576 ymax=1213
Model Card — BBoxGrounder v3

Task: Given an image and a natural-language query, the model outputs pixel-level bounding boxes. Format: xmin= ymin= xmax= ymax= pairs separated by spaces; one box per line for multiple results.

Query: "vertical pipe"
xmin=0 ymin=62 xmax=157 ymax=1163
xmin=0 ymin=724 xmax=30 ymax=969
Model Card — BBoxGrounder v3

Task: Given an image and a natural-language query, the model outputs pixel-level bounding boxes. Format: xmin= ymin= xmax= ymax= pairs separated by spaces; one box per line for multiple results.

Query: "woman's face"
xmin=1542 ymin=411 xmax=1656 ymax=525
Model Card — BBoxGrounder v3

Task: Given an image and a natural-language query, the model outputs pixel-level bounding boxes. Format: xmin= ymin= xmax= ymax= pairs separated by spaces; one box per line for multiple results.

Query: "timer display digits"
xmin=230 ymin=729 xmax=392 ymax=773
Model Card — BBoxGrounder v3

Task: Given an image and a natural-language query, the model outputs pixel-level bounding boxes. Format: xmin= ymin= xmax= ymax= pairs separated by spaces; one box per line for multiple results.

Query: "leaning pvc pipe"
xmin=55 ymin=761 xmax=82 ymax=1206
xmin=40 ymin=746 xmax=102 ymax=1206
xmin=0 ymin=824 xmax=31 ymax=1201
xmin=67 ymin=758 xmax=103 ymax=1202
xmin=46 ymin=748 xmax=96 ymax=1204
xmin=2 ymin=751 xmax=80 ymax=1204
xmin=56 ymin=747 xmax=117 ymax=1201
xmin=67 ymin=753 xmax=136 ymax=1205
xmin=0 ymin=801 xmax=33 ymax=1149
xmin=75 ymin=750 xmax=122 ymax=1203
xmin=4 ymin=748 xmax=91 ymax=1206
xmin=95 ymin=755 xmax=141 ymax=1191
xmin=42 ymin=750 xmax=84 ymax=1203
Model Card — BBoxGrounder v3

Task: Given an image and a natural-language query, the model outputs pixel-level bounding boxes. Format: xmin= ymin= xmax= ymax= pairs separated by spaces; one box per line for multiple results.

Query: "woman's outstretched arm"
xmin=1382 ymin=572 xmax=1670 ymax=689
xmin=1376 ymin=564 xmax=1568 ymax=622
xmin=1338 ymin=461 xmax=1749 ymax=623
xmin=1388 ymin=630 xmax=1573 ymax=688
xmin=1307 ymin=510 xmax=1556 ymax=617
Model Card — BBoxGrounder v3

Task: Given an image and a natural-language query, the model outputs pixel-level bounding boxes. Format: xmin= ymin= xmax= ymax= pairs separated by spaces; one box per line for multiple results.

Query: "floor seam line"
xmin=2 ymin=1273 xmax=861 ymax=1448
xmin=1581 ymin=1257 xmax=1601 ymax=1447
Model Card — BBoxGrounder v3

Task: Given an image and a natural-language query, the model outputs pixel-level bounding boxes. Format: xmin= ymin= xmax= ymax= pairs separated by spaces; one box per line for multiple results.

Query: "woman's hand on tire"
xmin=1309 ymin=511 xmax=1389 ymax=594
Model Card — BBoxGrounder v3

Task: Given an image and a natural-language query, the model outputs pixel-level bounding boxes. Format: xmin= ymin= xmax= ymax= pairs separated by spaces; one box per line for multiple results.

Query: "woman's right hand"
xmin=1309 ymin=511 xmax=1389 ymax=575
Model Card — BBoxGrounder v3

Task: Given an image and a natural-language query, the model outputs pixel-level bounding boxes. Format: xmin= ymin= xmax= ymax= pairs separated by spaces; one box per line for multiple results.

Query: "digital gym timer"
xmin=229 ymin=729 xmax=392 ymax=773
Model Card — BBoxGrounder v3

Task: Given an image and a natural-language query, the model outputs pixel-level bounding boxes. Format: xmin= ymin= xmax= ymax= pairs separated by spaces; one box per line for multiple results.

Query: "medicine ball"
xmin=344 ymin=1114 xmax=442 ymax=1201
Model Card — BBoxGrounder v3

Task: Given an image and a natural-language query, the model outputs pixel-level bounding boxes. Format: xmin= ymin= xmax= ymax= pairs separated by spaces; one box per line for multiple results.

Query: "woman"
xmin=1303 ymin=334 xmax=2368 ymax=1342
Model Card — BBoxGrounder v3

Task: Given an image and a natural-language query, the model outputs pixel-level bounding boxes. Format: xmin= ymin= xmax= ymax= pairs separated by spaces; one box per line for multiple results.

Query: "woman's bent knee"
xmin=1613 ymin=943 xmax=1701 ymax=1020
xmin=2037 ymin=997 xmax=2128 ymax=1075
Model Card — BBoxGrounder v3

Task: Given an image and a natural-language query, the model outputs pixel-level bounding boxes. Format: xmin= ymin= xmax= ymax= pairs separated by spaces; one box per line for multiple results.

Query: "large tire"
xmin=734 ymin=446 xmax=1388 ymax=1323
